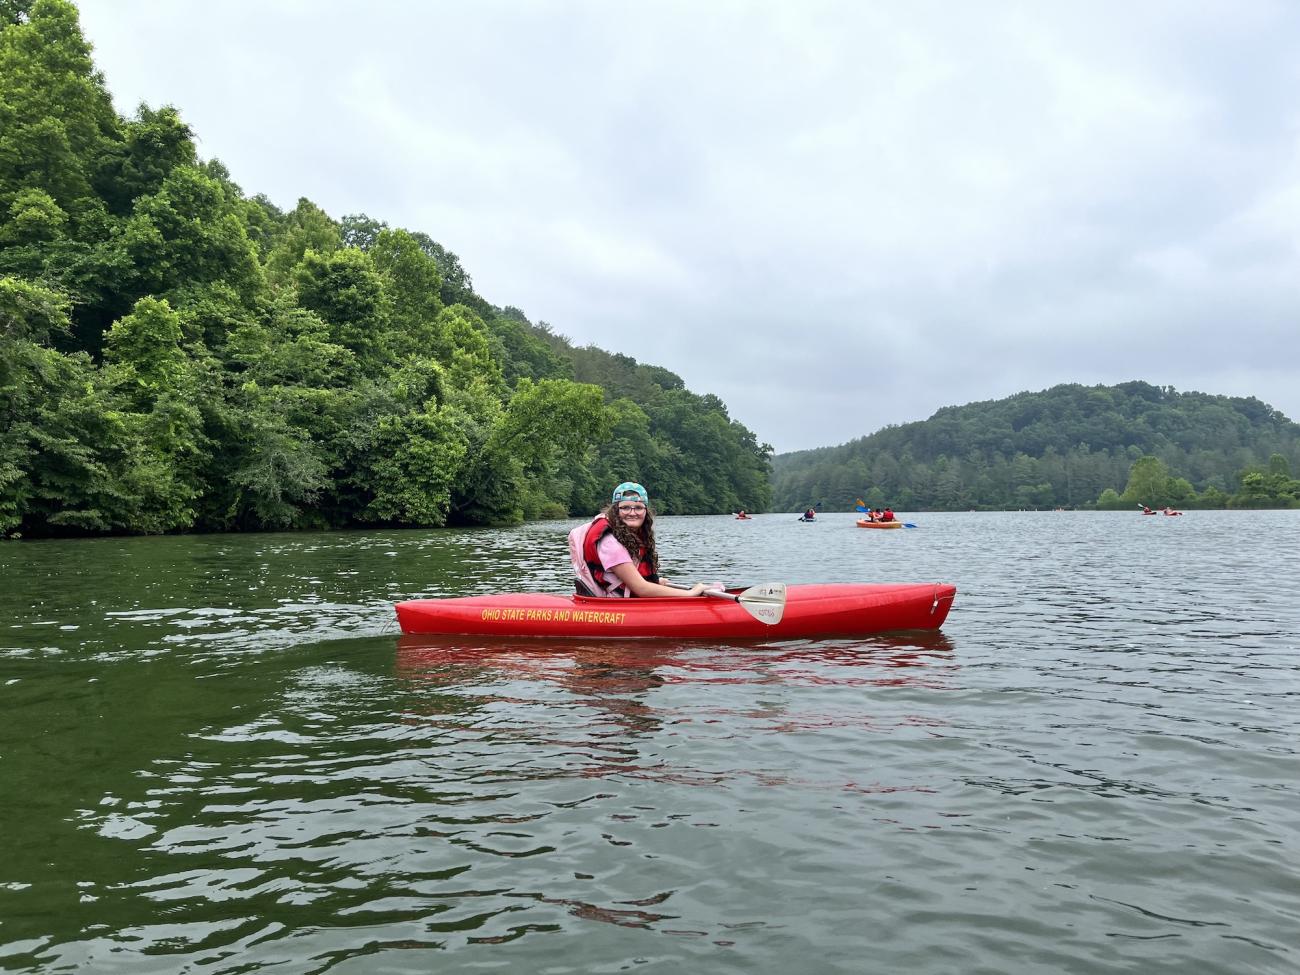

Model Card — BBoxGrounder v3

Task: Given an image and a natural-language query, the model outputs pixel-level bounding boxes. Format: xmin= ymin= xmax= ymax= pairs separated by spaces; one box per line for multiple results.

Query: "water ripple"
xmin=3 ymin=513 xmax=1300 ymax=973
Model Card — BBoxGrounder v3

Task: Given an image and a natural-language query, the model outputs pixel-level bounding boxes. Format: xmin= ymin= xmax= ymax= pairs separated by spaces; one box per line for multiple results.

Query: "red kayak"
xmin=395 ymin=583 xmax=956 ymax=640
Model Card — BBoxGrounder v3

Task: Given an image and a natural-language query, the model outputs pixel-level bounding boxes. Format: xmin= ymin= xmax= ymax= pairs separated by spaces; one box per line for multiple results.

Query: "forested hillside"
xmin=0 ymin=0 xmax=771 ymax=537
xmin=772 ymin=382 xmax=1300 ymax=511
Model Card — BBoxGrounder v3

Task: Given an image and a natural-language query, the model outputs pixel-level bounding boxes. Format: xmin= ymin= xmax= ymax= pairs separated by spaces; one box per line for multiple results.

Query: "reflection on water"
xmin=395 ymin=631 xmax=956 ymax=684
xmin=390 ymin=634 xmax=961 ymax=800
xmin=395 ymin=632 xmax=959 ymax=723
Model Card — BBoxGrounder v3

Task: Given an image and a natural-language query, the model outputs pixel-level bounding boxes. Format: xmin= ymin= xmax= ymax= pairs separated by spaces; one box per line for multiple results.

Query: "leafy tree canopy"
xmin=772 ymin=382 xmax=1299 ymax=512
xmin=0 ymin=0 xmax=771 ymax=536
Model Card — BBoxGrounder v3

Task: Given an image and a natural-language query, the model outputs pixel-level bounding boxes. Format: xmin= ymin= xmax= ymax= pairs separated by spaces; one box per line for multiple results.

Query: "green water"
xmin=2 ymin=513 xmax=1298 ymax=973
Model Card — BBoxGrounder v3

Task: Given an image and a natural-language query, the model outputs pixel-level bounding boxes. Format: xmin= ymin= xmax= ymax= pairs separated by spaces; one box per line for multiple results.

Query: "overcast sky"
xmin=76 ymin=1 xmax=1300 ymax=453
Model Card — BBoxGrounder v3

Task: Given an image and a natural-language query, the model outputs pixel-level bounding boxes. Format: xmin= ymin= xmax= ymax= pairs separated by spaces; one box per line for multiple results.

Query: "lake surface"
xmin=2 ymin=511 xmax=1298 ymax=974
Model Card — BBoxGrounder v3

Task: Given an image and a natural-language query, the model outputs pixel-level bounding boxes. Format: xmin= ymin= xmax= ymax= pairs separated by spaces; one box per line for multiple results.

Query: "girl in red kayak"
xmin=570 ymin=482 xmax=709 ymax=598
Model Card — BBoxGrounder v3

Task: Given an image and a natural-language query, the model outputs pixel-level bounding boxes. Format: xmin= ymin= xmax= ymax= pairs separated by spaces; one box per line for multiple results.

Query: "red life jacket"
xmin=570 ymin=515 xmax=659 ymax=596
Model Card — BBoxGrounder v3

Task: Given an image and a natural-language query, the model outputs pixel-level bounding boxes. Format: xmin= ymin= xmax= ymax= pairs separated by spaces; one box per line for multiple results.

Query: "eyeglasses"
xmin=617 ymin=504 xmax=647 ymax=514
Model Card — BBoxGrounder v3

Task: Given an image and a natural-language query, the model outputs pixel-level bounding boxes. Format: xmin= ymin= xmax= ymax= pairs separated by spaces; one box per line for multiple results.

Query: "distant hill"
xmin=771 ymin=381 xmax=1300 ymax=510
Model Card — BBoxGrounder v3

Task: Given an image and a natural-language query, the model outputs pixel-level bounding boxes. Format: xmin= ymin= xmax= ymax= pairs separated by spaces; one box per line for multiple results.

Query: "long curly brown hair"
xmin=601 ymin=504 xmax=659 ymax=575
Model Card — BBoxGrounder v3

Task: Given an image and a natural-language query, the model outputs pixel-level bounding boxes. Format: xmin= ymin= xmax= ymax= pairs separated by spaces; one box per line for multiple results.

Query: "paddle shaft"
xmin=665 ymin=581 xmax=742 ymax=604
xmin=665 ymin=581 xmax=787 ymax=624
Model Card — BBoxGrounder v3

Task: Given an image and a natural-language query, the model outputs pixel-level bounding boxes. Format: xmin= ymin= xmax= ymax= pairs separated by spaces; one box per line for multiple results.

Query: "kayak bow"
xmin=395 ymin=582 xmax=956 ymax=640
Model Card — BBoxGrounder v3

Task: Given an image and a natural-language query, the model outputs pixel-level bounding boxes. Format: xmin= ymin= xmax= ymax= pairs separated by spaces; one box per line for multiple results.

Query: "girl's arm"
xmin=610 ymin=562 xmax=706 ymax=597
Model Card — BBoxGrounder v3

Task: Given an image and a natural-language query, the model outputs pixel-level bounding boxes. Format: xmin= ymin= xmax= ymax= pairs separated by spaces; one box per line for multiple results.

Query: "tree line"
xmin=0 ymin=0 xmax=771 ymax=538
xmin=772 ymin=381 xmax=1300 ymax=511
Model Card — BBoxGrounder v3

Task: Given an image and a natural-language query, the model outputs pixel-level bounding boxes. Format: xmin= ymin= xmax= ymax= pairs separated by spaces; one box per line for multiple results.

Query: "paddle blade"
xmin=735 ymin=582 xmax=786 ymax=625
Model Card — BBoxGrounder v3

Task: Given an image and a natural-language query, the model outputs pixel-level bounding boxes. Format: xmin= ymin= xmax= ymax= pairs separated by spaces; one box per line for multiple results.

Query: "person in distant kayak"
xmin=738 ymin=510 xmax=748 ymax=518
xmin=804 ymin=508 xmax=816 ymax=520
xmin=1142 ymin=505 xmax=1154 ymax=514
xmin=881 ymin=507 xmax=895 ymax=522
xmin=569 ymin=482 xmax=709 ymax=598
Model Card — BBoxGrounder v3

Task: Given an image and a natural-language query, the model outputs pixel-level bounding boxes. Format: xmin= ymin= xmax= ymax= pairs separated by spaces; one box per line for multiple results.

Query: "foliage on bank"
xmin=1100 ymin=452 xmax=1299 ymax=510
xmin=772 ymin=381 xmax=1300 ymax=511
xmin=0 ymin=1 xmax=771 ymax=537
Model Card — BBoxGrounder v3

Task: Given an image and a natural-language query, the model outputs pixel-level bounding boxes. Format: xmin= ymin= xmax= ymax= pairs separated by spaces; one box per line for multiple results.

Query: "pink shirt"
xmin=595 ymin=533 xmax=634 ymax=572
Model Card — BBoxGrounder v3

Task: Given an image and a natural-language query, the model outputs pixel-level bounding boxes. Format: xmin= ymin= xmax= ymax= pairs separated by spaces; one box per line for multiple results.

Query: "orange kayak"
xmin=857 ymin=519 xmax=902 ymax=529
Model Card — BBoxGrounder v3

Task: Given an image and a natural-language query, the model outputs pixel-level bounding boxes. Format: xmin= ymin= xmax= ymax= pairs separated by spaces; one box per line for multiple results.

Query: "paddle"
xmin=666 ymin=581 xmax=787 ymax=624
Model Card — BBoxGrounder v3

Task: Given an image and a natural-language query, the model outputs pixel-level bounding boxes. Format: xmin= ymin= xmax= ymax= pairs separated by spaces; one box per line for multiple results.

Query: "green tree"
xmin=1 ymin=276 xmax=72 ymax=533
xmin=264 ymin=198 xmax=340 ymax=283
xmin=368 ymin=227 xmax=443 ymax=356
xmin=96 ymin=104 xmax=196 ymax=214
xmin=292 ymin=247 xmax=390 ymax=371
xmin=224 ymin=390 xmax=330 ymax=529
xmin=0 ymin=0 xmax=120 ymax=217
xmin=356 ymin=409 xmax=469 ymax=526
xmin=101 ymin=297 xmax=208 ymax=531
xmin=123 ymin=165 xmax=263 ymax=303
xmin=1119 ymin=456 xmax=1170 ymax=508
xmin=1196 ymin=485 xmax=1230 ymax=509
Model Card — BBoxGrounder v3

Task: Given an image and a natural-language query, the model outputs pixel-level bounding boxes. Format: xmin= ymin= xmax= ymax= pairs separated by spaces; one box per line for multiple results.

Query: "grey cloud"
xmin=77 ymin=0 xmax=1300 ymax=452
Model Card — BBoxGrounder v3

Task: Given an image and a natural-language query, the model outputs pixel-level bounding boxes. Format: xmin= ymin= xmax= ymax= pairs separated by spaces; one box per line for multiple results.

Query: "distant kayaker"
xmin=569 ymin=482 xmax=709 ymax=598
xmin=1142 ymin=505 xmax=1154 ymax=514
xmin=804 ymin=508 xmax=816 ymax=520
xmin=881 ymin=507 xmax=895 ymax=522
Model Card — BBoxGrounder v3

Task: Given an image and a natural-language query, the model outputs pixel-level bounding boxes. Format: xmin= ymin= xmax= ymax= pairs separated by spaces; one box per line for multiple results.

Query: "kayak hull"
xmin=856 ymin=519 xmax=903 ymax=529
xmin=395 ymin=583 xmax=956 ymax=640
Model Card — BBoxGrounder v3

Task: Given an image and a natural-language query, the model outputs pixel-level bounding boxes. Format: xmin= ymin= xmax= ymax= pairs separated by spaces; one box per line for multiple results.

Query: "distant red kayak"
xmin=395 ymin=583 xmax=956 ymax=640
